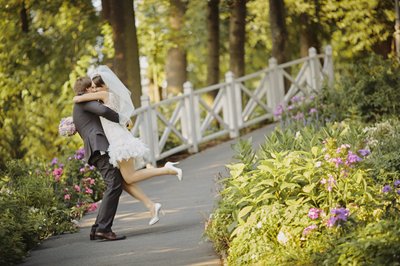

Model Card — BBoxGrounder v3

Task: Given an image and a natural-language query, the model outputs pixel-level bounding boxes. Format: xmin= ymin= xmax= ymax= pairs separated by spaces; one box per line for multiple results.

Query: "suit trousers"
xmin=90 ymin=152 xmax=123 ymax=232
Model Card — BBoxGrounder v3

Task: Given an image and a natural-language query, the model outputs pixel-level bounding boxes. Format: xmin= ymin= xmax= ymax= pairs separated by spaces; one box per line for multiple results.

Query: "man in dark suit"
xmin=72 ymin=76 xmax=125 ymax=241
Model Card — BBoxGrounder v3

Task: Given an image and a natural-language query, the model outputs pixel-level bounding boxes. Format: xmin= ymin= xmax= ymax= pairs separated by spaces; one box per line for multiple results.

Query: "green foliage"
xmin=319 ymin=56 xmax=400 ymax=123
xmin=321 ymin=219 xmax=400 ymax=265
xmin=362 ymin=120 xmax=400 ymax=182
xmin=323 ymin=0 xmax=394 ymax=60
xmin=0 ymin=148 xmax=106 ymax=265
xmin=205 ymin=120 xmax=400 ymax=265
xmin=0 ymin=0 xmax=103 ymax=167
xmin=0 ymin=160 xmax=76 ymax=265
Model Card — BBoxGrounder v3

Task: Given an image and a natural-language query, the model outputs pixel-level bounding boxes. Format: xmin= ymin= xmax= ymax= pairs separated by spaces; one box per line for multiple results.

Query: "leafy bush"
xmin=46 ymin=148 xmax=105 ymax=219
xmin=0 ymin=148 xmax=106 ymax=265
xmin=205 ymin=121 xmax=400 ymax=265
xmin=318 ymin=56 xmax=400 ymax=123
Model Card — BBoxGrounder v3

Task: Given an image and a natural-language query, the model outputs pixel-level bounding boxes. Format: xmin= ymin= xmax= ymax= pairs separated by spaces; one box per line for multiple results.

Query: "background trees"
xmin=0 ymin=0 xmax=397 ymax=168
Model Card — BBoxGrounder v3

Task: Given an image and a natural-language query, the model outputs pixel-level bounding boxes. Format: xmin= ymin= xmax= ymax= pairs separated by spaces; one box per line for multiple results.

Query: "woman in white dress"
xmin=73 ymin=65 xmax=182 ymax=226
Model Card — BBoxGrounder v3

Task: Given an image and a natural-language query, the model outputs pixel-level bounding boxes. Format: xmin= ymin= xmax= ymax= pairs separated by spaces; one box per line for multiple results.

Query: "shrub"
xmin=0 ymin=148 xmax=106 ymax=265
xmin=318 ymin=56 xmax=400 ymax=123
xmin=205 ymin=121 xmax=400 ymax=265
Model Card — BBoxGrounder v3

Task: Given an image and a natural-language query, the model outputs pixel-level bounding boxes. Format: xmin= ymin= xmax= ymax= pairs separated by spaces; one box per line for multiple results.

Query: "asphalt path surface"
xmin=21 ymin=124 xmax=275 ymax=266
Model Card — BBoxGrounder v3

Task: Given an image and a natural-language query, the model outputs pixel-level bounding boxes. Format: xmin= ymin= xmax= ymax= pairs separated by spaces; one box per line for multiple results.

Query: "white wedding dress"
xmin=100 ymin=92 xmax=150 ymax=169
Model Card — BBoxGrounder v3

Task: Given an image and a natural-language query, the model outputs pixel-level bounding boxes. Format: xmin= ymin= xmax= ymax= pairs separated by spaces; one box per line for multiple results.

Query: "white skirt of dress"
xmin=100 ymin=117 xmax=150 ymax=169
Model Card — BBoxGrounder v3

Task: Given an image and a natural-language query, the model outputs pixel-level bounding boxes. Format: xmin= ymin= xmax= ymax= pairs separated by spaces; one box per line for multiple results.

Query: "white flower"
xmin=277 ymin=231 xmax=288 ymax=245
xmin=256 ymin=221 xmax=262 ymax=229
xmin=295 ymin=131 xmax=301 ymax=140
xmin=315 ymin=161 xmax=322 ymax=168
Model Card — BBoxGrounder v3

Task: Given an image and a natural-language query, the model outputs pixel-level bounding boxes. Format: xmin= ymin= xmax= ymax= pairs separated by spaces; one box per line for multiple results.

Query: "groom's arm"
xmin=81 ymin=101 xmax=119 ymax=123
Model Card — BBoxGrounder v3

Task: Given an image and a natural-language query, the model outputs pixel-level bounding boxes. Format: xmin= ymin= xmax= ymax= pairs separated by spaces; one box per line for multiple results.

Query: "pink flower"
xmin=87 ymin=203 xmax=98 ymax=212
xmin=308 ymin=208 xmax=322 ymax=219
xmin=89 ymin=178 xmax=95 ymax=185
xmin=85 ymin=187 xmax=93 ymax=194
xmin=52 ymin=168 xmax=63 ymax=181
xmin=74 ymin=185 xmax=81 ymax=192
xmin=302 ymin=224 xmax=317 ymax=236
xmin=64 ymin=194 xmax=71 ymax=200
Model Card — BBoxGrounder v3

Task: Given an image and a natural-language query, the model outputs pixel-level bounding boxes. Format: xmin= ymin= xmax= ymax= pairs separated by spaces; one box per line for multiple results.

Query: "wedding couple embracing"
xmin=72 ymin=66 xmax=183 ymax=241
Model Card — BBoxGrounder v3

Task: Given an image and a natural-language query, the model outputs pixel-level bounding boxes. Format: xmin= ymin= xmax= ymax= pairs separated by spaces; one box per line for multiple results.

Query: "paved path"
xmin=21 ymin=124 xmax=275 ymax=266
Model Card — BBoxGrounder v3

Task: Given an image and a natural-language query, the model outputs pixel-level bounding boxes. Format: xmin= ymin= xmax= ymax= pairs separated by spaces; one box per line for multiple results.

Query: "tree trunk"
xmin=207 ymin=0 xmax=220 ymax=87
xmin=102 ymin=0 xmax=142 ymax=107
xmin=299 ymin=0 xmax=320 ymax=57
xmin=269 ymin=0 xmax=287 ymax=64
xmin=229 ymin=0 xmax=246 ymax=78
xmin=299 ymin=13 xmax=320 ymax=57
xmin=20 ymin=1 xmax=29 ymax=33
xmin=166 ymin=0 xmax=187 ymax=95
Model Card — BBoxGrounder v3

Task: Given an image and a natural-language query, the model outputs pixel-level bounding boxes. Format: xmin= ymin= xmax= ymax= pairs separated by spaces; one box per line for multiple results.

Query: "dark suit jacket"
xmin=73 ymin=101 xmax=120 ymax=164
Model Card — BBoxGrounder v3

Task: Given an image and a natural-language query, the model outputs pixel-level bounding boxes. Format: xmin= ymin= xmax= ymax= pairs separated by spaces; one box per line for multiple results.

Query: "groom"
xmin=73 ymin=76 xmax=125 ymax=241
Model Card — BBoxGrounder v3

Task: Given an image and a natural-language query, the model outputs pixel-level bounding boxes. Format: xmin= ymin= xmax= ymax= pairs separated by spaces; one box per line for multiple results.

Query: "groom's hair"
xmin=73 ymin=76 xmax=92 ymax=95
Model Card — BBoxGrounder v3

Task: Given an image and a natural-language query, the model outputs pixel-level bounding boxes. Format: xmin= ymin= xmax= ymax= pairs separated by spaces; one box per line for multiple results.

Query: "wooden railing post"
xmin=183 ymin=81 xmax=199 ymax=153
xmin=140 ymin=94 xmax=158 ymax=165
xmin=224 ymin=71 xmax=240 ymax=138
xmin=323 ymin=45 xmax=334 ymax=87
xmin=308 ymin=47 xmax=321 ymax=92
xmin=267 ymin=57 xmax=285 ymax=113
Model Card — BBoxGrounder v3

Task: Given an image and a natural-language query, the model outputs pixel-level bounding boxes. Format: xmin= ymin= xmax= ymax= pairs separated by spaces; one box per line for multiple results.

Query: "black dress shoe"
xmin=94 ymin=231 xmax=126 ymax=241
xmin=90 ymin=224 xmax=98 ymax=240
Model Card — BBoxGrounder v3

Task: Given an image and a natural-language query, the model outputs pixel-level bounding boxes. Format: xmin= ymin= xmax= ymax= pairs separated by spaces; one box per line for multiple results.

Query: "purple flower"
xmin=302 ymin=224 xmax=317 ymax=236
xmin=382 ymin=185 xmax=392 ymax=193
xmin=293 ymin=112 xmax=304 ymax=120
xmin=346 ymin=151 xmax=362 ymax=165
xmin=291 ymin=96 xmax=301 ymax=103
xmin=331 ymin=208 xmax=350 ymax=222
xmin=397 ymin=190 xmax=400 ymax=195
xmin=51 ymin=158 xmax=58 ymax=166
xmin=394 ymin=180 xmax=400 ymax=187
xmin=326 ymin=216 xmax=337 ymax=228
xmin=358 ymin=149 xmax=371 ymax=157
xmin=308 ymin=208 xmax=322 ymax=219
xmin=330 ymin=157 xmax=343 ymax=168
xmin=326 ymin=207 xmax=350 ymax=227
xmin=309 ymin=108 xmax=318 ymax=114
xmin=74 ymin=148 xmax=85 ymax=160
xmin=273 ymin=104 xmax=284 ymax=117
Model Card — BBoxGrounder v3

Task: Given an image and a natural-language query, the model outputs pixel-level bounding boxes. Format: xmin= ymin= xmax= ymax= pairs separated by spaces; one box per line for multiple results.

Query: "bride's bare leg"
xmin=122 ymin=181 xmax=155 ymax=214
xmin=119 ymin=158 xmax=176 ymax=185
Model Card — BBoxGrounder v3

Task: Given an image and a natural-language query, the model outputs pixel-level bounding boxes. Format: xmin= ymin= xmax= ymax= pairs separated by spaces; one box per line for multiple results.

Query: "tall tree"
xmin=166 ymin=0 xmax=188 ymax=95
xmin=102 ymin=0 xmax=142 ymax=107
xmin=207 ymin=0 xmax=220 ymax=86
xmin=299 ymin=1 xmax=320 ymax=57
xmin=269 ymin=0 xmax=288 ymax=64
xmin=229 ymin=0 xmax=246 ymax=78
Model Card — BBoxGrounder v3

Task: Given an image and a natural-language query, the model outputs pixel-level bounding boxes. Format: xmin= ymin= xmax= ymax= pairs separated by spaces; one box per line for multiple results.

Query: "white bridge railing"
xmin=131 ymin=46 xmax=334 ymax=165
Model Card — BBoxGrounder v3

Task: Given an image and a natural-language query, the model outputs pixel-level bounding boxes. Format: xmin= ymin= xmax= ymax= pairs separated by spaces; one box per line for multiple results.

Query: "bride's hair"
xmin=92 ymin=75 xmax=106 ymax=88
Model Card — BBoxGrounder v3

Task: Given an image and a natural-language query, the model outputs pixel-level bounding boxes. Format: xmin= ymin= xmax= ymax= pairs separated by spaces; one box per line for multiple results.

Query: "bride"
xmin=73 ymin=65 xmax=182 ymax=226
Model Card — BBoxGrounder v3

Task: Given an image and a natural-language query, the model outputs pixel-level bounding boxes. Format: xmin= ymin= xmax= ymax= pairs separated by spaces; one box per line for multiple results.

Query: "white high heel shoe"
xmin=164 ymin=162 xmax=182 ymax=181
xmin=165 ymin=162 xmax=183 ymax=181
xmin=149 ymin=203 xmax=162 ymax=226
